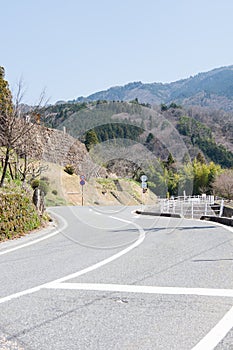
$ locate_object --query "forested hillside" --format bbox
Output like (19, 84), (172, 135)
(44, 100), (233, 169)
(42, 99), (233, 197)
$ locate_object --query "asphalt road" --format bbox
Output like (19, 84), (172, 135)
(0, 205), (233, 350)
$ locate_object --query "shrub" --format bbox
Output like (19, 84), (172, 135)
(31, 179), (40, 189)
(40, 176), (49, 183)
(52, 189), (58, 195)
(39, 180), (49, 195)
(64, 164), (75, 175)
(31, 179), (49, 195)
(0, 191), (41, 241)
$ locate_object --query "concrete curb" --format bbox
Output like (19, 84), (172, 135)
(200, 215), (233, 227)
(135, 210), (182, 218)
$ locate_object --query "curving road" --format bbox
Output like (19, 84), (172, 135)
(0, 205), (233, 350)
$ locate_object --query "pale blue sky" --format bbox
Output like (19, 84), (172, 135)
(2, 0), (233, 104)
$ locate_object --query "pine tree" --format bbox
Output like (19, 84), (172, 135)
(196, 152), (206, 164)
(85, 130), (99, 151)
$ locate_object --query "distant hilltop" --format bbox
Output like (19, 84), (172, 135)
(73, 65), (233, 111)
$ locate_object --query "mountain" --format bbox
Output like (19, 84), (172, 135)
(75, 65), (233, 111)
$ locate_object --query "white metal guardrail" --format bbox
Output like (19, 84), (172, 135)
(159, 195), (224, 219)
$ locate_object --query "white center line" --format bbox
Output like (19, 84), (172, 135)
(0, 214), (145, 304)
(44, 282), (233, 298)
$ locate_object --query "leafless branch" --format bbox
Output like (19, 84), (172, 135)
(0, 78), (48, 186)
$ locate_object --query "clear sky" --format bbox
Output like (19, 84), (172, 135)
(2, 0), (233, 104)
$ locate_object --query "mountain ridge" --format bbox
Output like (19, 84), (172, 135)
(74, 65), (233, 111)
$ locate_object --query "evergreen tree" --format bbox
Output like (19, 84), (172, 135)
(85, 129), (99, 151)
(160, 103), (168, 111)
(0, 67), (13, 116)
(163, 152), (175, 170)
(145, 132), (155, 143)
(167, 153), (175, 167)
(196, 152), (206, 164)
(0, 67), (14, 186)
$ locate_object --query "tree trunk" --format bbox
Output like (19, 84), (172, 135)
(22, 153), (27, 186)
(0, 147), (10, 187)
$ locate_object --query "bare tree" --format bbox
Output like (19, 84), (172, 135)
(18, 156), (49, 185)
(0, 67), (46, 187)
(213, 169), (233, 200)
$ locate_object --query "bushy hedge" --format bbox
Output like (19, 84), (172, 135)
(0, 192), (41, 241)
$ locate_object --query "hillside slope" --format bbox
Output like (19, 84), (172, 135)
(41, 162), (157, 207)
(45, 101), (233, 167)
(27, 127), (157, 206)
(30, 126), (107, 178)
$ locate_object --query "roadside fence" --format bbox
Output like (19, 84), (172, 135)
(159, 195), (224, 219)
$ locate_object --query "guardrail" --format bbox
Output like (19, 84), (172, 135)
(159, 195), (224, 219)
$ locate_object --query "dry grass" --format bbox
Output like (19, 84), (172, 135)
(40, 162), (157, 207)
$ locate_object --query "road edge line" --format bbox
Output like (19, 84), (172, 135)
(0, 211), (67, 256)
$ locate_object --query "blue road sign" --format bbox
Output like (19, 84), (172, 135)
(140, 175), (148, 182)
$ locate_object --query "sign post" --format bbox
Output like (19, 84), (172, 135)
(80, 175), (86, 206)
(140, 175), (148, 208)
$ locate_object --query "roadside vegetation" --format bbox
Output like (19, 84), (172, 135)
(0, 67), (48, 240)
(0, 172), (41, 241)
(143, 154), (222, 197)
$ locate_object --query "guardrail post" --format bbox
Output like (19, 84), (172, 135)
(181, 202), (183, 217)
(219, 199), (224, 217)
(204, 202), (207, 216)
(172, 200), (175, 213)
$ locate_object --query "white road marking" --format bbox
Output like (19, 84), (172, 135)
(45, 281), (233, 350)
(46, 217), (233, 350)
(1, 209), (233, 350)
(0, 286), (42, 305)
(45, 216), (145, 285)
(0, 215), (145, 304)
(191, 306), (233, 350)
(0, 211), (67, 256)
(45, 282), (233, 298)
(189, 222), (233, 350)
